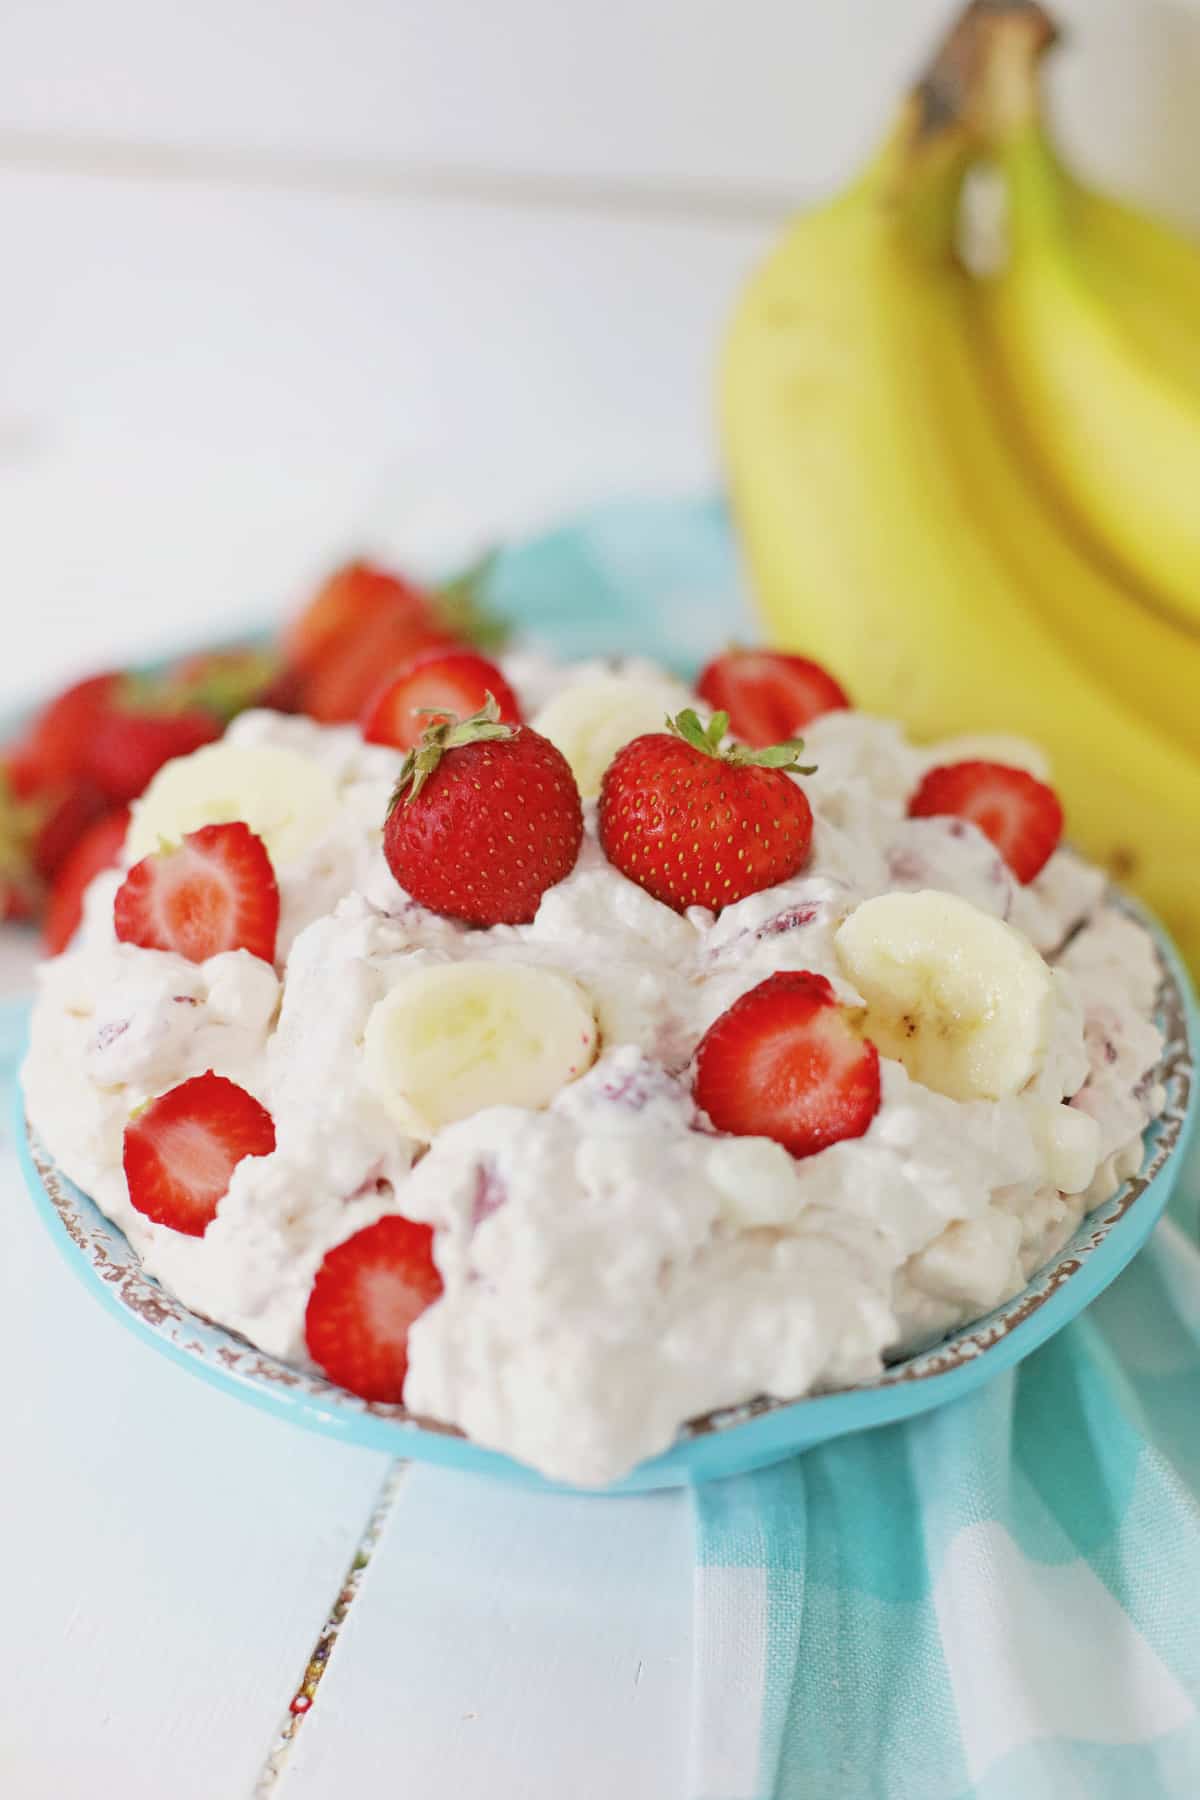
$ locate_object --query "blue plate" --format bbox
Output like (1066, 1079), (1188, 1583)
(13, 496), (1200, 1491)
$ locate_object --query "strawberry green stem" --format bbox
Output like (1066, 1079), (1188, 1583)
(667, 708), (816, 774)
(390, 692), (515, 807)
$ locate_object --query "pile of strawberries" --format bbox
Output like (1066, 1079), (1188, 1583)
(1, 557), (502, 954)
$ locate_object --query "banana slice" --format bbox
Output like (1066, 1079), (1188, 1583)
(532, 673), (694, 799)
(129, 743), (340, 870)
(364, 961), (598, 1138)
(834, 889), (1054, 1102)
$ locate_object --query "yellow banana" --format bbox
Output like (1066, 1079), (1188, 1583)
(1072, 185), (1200, 401)
(971, 8), (1200, 633)
(956, 260), (1200, 769)
(720, 97), (1200, 968)
(955, 3), (1200, 401)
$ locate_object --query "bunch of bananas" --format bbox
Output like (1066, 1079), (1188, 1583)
(721, 0), (1200, 969)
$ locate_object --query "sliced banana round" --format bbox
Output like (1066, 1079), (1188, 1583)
(128, 743), (340, 870)
(834, 889), (1054, 1103)
(531, 672), (694, 799)
(364, 961), (599, 1138)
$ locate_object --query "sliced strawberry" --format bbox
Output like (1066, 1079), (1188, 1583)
(908, 760), (1064, 884)
(362, 649), (521, 750)
(43, 807), (130, 955)
(305, 1215), (443, 1402)
(123, 1071), (276, 1236)
(696, 649), (849, 748)
(114, 821), (279, 964)
(85, 701), (221, 804)
(693, 971), (881, 1159)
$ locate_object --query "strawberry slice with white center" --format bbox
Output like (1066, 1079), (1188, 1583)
(361, 649), (521, 751)
(907, 760), (1064, 884)
(693, 970), (880, 1158)
(123, 1071), (276, 1236)
(305, 1215), (443, 1402)
(113, 819), (279, 964)
(696, 648), (850, 747)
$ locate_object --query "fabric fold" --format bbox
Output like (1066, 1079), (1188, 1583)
(689, 1149), (1200, 1800)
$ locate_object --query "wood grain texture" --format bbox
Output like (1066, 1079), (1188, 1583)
(0, 1103), (391, 1800)
(277, 1465), (694, 1800)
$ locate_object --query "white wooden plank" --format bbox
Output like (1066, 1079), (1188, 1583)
(2, 0), (1197, 221)
(0, 1098), (392, 1800)
(279, 1464), (693, 1800)
(0, 167), (765, 712)
(0, 0), (972, 194)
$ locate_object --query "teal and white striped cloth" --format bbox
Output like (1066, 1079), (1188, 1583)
(487, 500), (1200, 1798)
(687, 1160), (1200, 1799)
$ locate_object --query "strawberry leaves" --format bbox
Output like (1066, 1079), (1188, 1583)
(390, 693), (518, 807)
(665, 707), (817, 775)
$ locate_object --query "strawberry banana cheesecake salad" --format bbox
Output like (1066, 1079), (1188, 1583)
(23, 642), (1167, 1484)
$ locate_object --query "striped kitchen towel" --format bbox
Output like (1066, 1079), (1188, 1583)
(688, 1155), (1200, 1800)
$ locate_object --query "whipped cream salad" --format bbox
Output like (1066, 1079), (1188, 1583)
(23, 648), (1167, 1484)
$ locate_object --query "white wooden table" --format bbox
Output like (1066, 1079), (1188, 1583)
(2, 3), (1198, 1792)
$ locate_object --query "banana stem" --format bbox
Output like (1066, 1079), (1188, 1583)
(863, 2), (1061, 263)
(915, 0), (1072, 256)
(919, 1), (1057, 133)
(857, 102), (975, 261)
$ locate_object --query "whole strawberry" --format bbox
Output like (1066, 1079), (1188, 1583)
(383, 696), (583, 927)
(43, 806), (130, 955)
(0, 747), (107, 919)
(17, 672), (121, 787)
(86, 689), (221, 804)
(166, 646), (284, 723)
(598, 708), (814, 913)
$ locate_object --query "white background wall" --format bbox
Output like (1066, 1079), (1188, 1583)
(2, 0), (1199, 712)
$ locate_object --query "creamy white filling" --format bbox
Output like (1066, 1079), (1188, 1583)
(22, 663), (1167, 1484)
